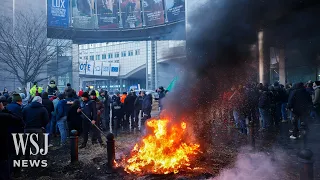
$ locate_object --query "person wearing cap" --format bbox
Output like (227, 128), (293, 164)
(89, 90), (104, 144)
(78, 92), (103, 148)
(22, 96), (49, 159)
(46, 80), (59, 96)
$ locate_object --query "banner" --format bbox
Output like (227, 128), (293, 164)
(72, 0), (96, 29)
(94, 61), (102, 76)
(165, 0), (185, 22)
(101, 61), (110, 76)
(79, 60), (87, 74)
(109, 63), (120, 76)
(144, 0), (165, 26)
(48, 0), (70, 27)
(86, 61), (95, 75)
(120, 0), (142, 28)
(97, 0), (119, 29)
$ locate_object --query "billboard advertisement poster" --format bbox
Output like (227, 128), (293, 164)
(109, 63), (120, 76)
(86, 61), (95, 75)
(79, 60), (87, 74)
(101, 62), (110, 76)
(120, 0), (142, 28)
(94, 61), (102, 76)
(48, 0), (70, 27)
(97, 0), (119, 29)
(165, 0), (185, 22)
(72, 0), (96, 29)
(144, 0), (165, 26)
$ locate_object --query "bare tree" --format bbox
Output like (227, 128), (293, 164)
(0, 11), (71, 87)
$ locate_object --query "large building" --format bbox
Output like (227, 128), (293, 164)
(76, 40), (186, 92)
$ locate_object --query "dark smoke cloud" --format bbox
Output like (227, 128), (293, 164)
(161, 0), (318, 147)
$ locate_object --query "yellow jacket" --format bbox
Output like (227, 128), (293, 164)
(30, 85), (43, 97)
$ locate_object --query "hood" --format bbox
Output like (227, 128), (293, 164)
(30, 102), (44, 108)
(49, 84), (57, 88)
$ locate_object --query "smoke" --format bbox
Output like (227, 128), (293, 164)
(209, 147), (293, 180)
(161, 0), (264, 148)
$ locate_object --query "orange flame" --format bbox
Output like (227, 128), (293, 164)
(125, 118), (200, 174)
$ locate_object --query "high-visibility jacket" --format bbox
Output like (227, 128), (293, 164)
(120, 94), (127, 104)
(30, 85), (43, 97)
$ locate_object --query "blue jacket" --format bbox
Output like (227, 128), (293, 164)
(22, 102), (49, 128)
(6, 102), (23, 120)
(56, 99), (74, 120)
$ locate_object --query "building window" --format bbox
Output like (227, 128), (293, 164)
(96, 55), (100, 60)
(135, 49), (140, 55)
(115, 52), (120, 58)
(108, 53), (113, 59)
(80, 57), (82, 59)
(102, 54), (106, 60)
(90, 55), (94, 60)
(128, 50), (134, 56)
(121, 51), (126, 57)
(115, 60), (119, 63)
(84, 56), (88, 60)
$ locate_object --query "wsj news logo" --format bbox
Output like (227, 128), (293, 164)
(12, 133), (49, 168)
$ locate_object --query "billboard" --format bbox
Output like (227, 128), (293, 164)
(72, 0), (96, 29)
(94, 61), (102, 75)
(101, 62), (110, 76)
(86, 61), (95, 75)
(79, 60), (87, 74)
(48, 0), (70, 27)
(97, 0), (119, 29)
(120, 0), (142, 28)
(110, 63), (120, 76)
(144, 0), (165, 26)
(165, 0), (185, 22)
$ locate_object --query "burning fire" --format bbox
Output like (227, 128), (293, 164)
(125, 118), (200, 174)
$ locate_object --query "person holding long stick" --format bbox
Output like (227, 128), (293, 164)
(78, 92), (104, 148)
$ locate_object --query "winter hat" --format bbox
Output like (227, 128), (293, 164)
(273, 81), (279, 87)
(78, 90), (84, 97)
(0, 96), (7, 103)
(58, 93), (65, 100)
(12, 94), (22, 102)
(82, 92), (89, 99)
(90, 90), (96, 96)
(33, 82), (38, 86)
(50, 80), (55, 84)
(32, 96), (42, 104)
(67, 83), (71, 87)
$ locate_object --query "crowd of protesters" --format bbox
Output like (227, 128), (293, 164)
(224, 81), (319, 140)
(0, 80), (166, 179)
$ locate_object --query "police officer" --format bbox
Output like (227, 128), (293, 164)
(78, 92), (103, 148)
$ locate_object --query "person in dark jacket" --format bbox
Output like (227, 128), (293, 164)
(142, 92), (152, 125)
(6, 94), (23, 119)
(287, 82), (313, 139)
(64, 83), (77, 99)
(0, 106), (24, 180)
(134, 91), (143, 128)
(42, 92), (54, 120)
(46, 80), (59, 96)
(100, 91), (112, 131)
(258, 86), (271, 131)
(90, 90), (104, 144)
(112, 91), (123, 129)
(158, 86), (166, 111)
(56, 94), (68, 146)
(124, 91), (137, 129)
(22, 96), (49, 159)
(78, 92), (103, 148)
(67, 99), (82, 135)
